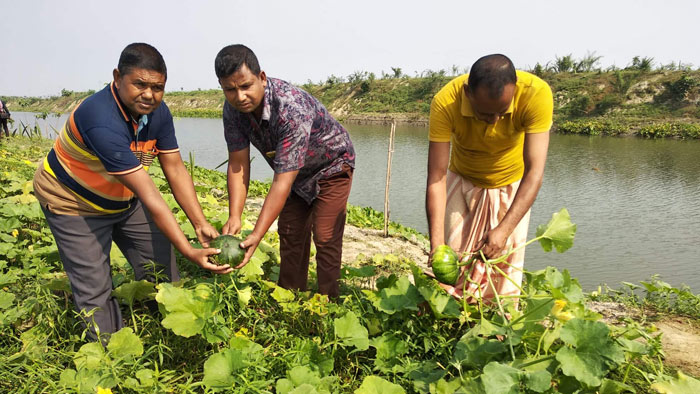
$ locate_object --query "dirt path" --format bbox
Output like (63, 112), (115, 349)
(589, 302), (700, 377)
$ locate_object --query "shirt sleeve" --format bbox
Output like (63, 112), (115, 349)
(272, 114), (311, 174)
(154, 103), (179, 153)
(223, 102), (250, 152)
(522, 83), (554, 134)
(81, 126), (142, 175)
(428, 92), (454, 142)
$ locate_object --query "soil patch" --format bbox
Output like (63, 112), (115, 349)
(589, 301), (700, 378)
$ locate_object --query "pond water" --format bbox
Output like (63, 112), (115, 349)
(12, 112), (700, 292)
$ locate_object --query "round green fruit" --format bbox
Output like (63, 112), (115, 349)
(431, 244), (459, 285)
(210, 235), (245, 266)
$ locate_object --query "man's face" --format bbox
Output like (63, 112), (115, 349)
(219, 64), (267, 116)
(465, 83), (515, 124)
(113, 68), (166, 118)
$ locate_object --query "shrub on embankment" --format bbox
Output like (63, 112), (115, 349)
(3, 54), (700, 137)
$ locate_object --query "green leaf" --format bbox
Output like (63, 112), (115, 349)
(202, 348), (247, 390)
(535, 208), (576, 253)
(73, 342), (106, 370)
(107, 327), (143, 359)
(453, 336), (507, 369)
(155, 283), (211, 337)
(412, 264), (460, 319)
(112, 280), (155, 306)
(341, 265), (377, 279)
(370, 333), (409, 372)
(599, 378), (635, 393)
(373, 276), (422, 314)
(480, 362), (520, 394)
(555, 318), (625, 387)
(334, 311), (369, 350)
(0, 290), (15, 309)
(544, 267), (584, 303)
(651, 371), (700, 394)
(524, 370), (552, 393)
(237, 249), (266, 281)
(354, 375), (405, 394)
(236, 285), (253, 308)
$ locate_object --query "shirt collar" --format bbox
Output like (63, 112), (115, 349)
(460, 83), (515, 118)
(109, 82), (149, 129)
(261, 80), (272, 122)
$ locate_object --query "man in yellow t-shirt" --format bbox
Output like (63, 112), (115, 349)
(426, 54), (553, 300)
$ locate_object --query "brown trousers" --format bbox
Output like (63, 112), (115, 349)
(277, 165), (353, 298)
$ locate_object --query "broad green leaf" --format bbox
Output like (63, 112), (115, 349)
(430, 378), (462, 394)
(341, 265), (376, 279)
(0, 271), (19, 286)
(0, 290), (15, 309)
(276, 365), (335, 394)
(107, 327), (143, 359)
(236, 285), (252, 307)
(616, 337), (649, 355)
(370, 333), (409, 372)
(237, 249), (266, 281)
(161, 311), (205, 337)
(535, 208), (576, 253)
(651, 371), (700, 394)
(544, 267), (584, 303)
(354, 375), (405, 394)
(599, 378), (635, 393)
(523, 297), (555, 323)
(112, 280), (155, 306)
(272, 286), (296, 303)
(45, 276), (71, 293)
(408, 361), (446, 390)
(334, 311), (369, 350)
(73, 342), (106, 370)
(524, 370), (552, 393)
(373, 276), (422, 314)
(453, 336), (507, 369)
(202, 348), (247, 390)
(156, 284), (212, 337)
(136, 369), (155, 387)
(412, 264), (460, 319)
(481, 362), (520, 394)
(556, 318), (625, 387)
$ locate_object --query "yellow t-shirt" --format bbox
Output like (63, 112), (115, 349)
(429, 70), (553, 188)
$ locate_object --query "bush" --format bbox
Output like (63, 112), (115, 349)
(638, 122), (700, 139)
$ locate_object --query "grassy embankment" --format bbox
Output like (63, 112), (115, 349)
(3, 55), (700, 139)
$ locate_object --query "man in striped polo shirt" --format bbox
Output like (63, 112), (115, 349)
(33, 43), (230, 342)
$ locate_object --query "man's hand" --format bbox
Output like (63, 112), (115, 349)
(195, 222), (220, 247)
(475, 226), (509, 260)
(184, 246), (233, 275)
(235, 232), (262, 269)
(222, 216), (242, 236)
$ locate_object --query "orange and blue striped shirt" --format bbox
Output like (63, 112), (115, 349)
(33, 83), (179, 215)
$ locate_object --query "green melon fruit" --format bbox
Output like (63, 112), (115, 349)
(431, 245), (459, 285)
(210, 235), (245, 266)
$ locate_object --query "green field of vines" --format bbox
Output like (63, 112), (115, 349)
(1, 136), (698, 393)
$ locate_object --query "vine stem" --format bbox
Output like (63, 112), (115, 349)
(485, 264), (516, 361)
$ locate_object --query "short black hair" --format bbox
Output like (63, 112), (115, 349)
(117, 43), (167, 78)
(467, 54), (516, 98)
(214, 44), (261, 79)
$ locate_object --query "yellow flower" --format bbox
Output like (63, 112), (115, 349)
(96, 387), (113, 394)
(235, 327), (249, 338)
(24, 160), (34, 166)
(551, 300), (574, 322)
(11, 229), (18, 238)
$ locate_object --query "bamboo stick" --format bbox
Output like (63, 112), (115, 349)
(383, 120), (396, 237)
